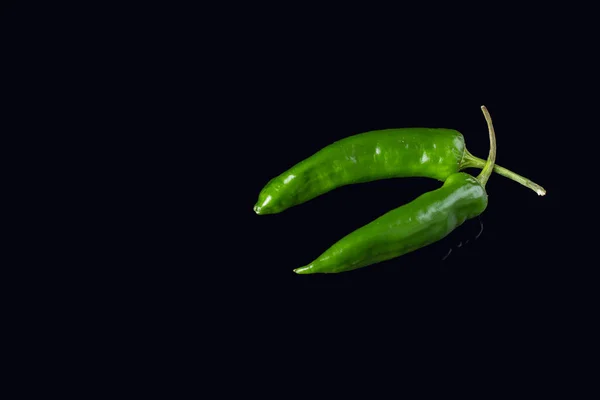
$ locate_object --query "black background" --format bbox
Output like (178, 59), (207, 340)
(2, 1), (595, 390)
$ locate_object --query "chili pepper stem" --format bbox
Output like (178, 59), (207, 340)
(459, 107), (546, 196)
(461, 150), (546, 196)
(476, 106), (497, 187)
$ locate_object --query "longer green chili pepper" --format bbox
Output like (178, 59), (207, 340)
(294, 106), (498, 275)
(254, 123), (544, 215)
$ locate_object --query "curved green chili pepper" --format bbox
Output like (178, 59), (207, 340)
(254, 124), (544, 215)
(294, 106), (498, 275)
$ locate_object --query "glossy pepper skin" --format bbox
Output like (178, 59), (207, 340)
(255, 128), (463, 214)
(294, 105), (498, 275)
(294, 173), (486, 274)
(254, 128), (544, 215)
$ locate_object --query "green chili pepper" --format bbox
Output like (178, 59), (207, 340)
(294, 106), (499, 274)
(254, 120), (544, 215)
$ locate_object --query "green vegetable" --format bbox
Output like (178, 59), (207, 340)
(254, 121), (544, 215)
(294, 106), (499, 274)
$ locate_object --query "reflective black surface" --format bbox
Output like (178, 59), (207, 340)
(3, 3), (587, 388)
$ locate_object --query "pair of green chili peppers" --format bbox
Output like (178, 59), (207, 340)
(254, 106), (545, 274)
